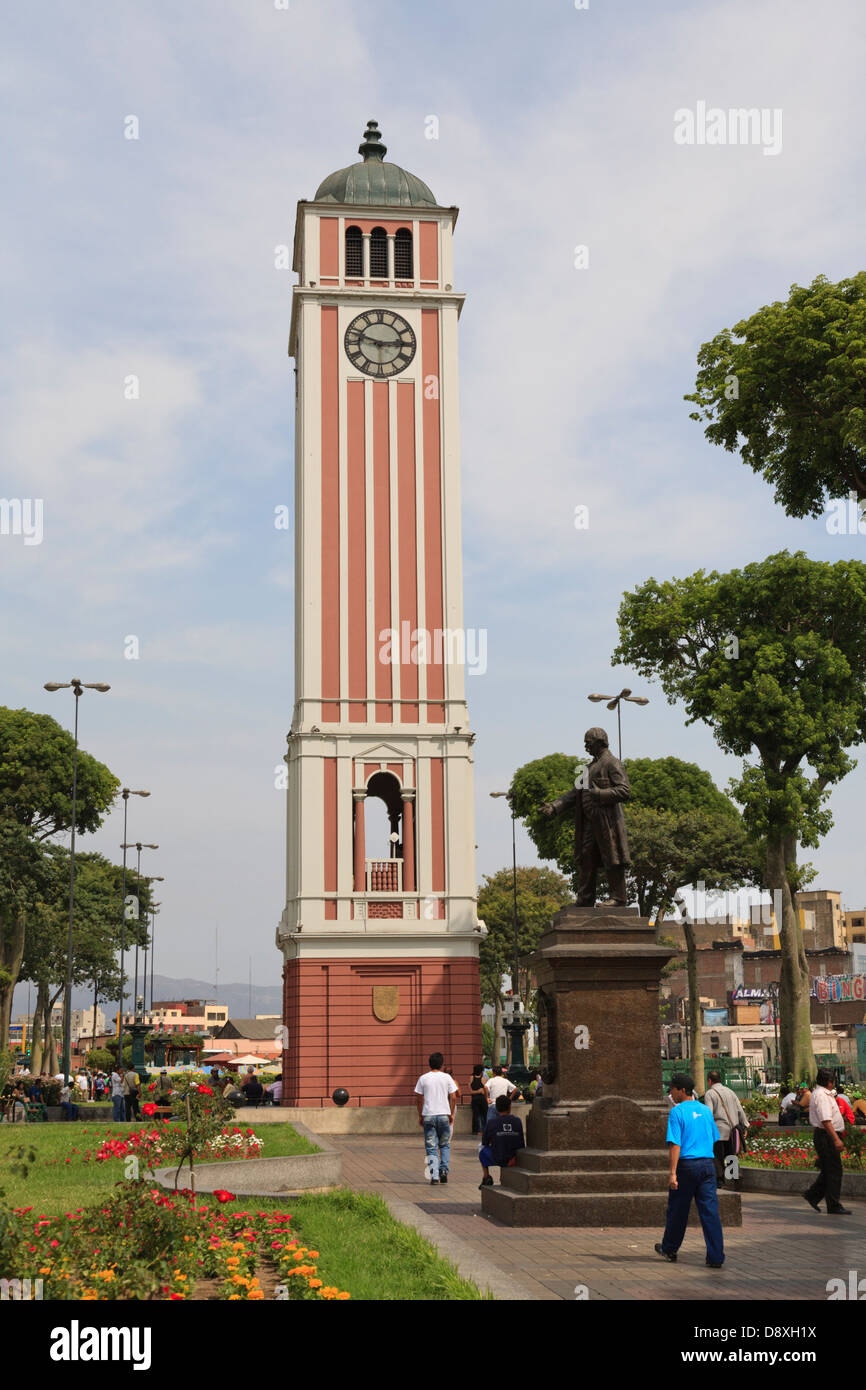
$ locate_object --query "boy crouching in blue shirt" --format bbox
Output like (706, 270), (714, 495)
(478, 1094), (525, 1189)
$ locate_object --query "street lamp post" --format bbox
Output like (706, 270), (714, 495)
(116, 791), (150, 1067)
(587, 688), (649, 759)
(490, 791), (532, 1084)
(121, 841), (158, 1026)
(44, 679), (110, 1082)
(142, 879), (164, 1011)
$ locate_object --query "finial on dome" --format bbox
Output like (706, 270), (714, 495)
(359, 119), (387, 163)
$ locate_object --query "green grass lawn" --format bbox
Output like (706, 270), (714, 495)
(0, 1123), (487, 1300)
(0, 1121), (318, 1214)
(283, 1188), (491, 1300)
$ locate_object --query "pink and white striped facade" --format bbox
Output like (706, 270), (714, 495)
(276, 183), (483, 1106)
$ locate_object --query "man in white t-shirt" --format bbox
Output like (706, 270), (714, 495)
(486, 1066), (518, 1109)
(414, 1052), (459, 1184)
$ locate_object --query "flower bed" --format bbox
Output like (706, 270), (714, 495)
(742, 1128), (865, 1172)
(93, 1124), (263, 1169)
(2, 1183), (350, 1301)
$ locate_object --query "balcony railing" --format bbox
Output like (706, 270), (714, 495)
(365, 858), (403, 893)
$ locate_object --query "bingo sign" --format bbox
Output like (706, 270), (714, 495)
(814, 974), (866, 1005)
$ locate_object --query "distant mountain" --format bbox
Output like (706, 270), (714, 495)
(11, 974), (282, 1025)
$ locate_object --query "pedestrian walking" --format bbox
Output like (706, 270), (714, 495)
(414, 1052), (458, 1184)
(655, 1073), (725, 1268)
(109, 1068), (125, 1123)
(704, 1071), (748, 1189)
(123, 1065), (141, 1121)
(486, 1066), (519, 1111)
(803, 1068), (851, 1215)
(469, 1064), (489, 1135)
(478, 1094), (525, 1188)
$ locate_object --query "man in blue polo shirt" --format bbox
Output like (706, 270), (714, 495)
(654, 1073), (725, 1268)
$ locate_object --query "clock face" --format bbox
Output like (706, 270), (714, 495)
(344, 310), (416, 378)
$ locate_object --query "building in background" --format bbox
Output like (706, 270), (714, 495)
(49, 1005), (107, 1043)
(796, 889), (846, 951)
(276, 123), (483, 1107)
(122, 999), (228, 1035)
(212, 1018), (281, 1060)
(844, 908), (866, 946)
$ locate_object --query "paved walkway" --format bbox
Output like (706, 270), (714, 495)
(332, 1133), (865, 1300)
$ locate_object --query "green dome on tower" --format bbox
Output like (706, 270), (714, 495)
(313, 121), (437, 208)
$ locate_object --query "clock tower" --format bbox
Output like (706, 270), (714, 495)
(277, 122), (484, 1108)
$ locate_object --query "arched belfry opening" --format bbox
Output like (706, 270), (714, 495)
(352, 769), (416, 893)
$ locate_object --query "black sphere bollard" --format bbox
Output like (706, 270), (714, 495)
(332, 1087), (349, 1107)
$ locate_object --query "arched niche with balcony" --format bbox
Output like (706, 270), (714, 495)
(353, 769), (416, 893)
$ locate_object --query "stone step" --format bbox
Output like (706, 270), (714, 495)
(518, 1148), (669, 1173)
(501, 1168), (671, 1194)
(481, 1187), (743, 1228)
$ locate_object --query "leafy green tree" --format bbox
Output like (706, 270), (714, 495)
(686, 272), (866, 516)
(0, 707), (119, 1048)
(614, 549), (866, 1084)
(0, 818), (52, 1044)
(22, 849), (146, 1074)
(477, 864), (572, 1062)
(625, 759), (760, 924)
(511, 753), (758, 922)
(512, 754), (759, 1094)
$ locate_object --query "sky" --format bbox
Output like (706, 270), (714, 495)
(2, 0), (865, 988)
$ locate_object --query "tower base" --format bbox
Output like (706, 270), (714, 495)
(281, 953), (481, 1107)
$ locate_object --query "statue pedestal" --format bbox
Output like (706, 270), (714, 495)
(481, 904), (742, 1228)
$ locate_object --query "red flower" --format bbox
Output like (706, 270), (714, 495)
(213, 1189), (236, 1204)
(197, 1084), (213, 1096)
(142, 1102), (158, 1117)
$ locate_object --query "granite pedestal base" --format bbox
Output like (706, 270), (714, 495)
(481, 1097), (743, 1226)
(481, 903), (743, 1229)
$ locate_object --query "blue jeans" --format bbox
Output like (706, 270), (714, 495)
(112, 1095), (125, 1122)
(423, 1115), (451, 1180)
(661, 1157), (725, 1265)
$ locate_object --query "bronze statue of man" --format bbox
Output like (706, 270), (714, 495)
(541, 727), (631, 907)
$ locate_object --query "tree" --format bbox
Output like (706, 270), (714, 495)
(614, 550), (866, 1084)
(0, 818), (51, 1045)
(624, 758), (759, 925)
(510, 755), (587, 896)
(0, 707), (119, 1047)
(511, 753), (758, 922)
(477, 864), (572, 1063)
(686, 272), (866, 517)
(22, 849), (146, 1074)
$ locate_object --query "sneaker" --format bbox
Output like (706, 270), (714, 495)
(802, 1192), (821, 1212)
(439, 1172), (448, 1184)
(430, 1178), (439, 1185)
(827, 1206), (852, 1215)
(654, 1243), (676, 1263)
(479, 1176), (494, 1189)
(706, 1259), (724, 1268)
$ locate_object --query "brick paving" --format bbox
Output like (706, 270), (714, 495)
(331, 1133), (865, 1301)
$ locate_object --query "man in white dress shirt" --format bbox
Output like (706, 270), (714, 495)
(803, 1068), (850, 1215)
